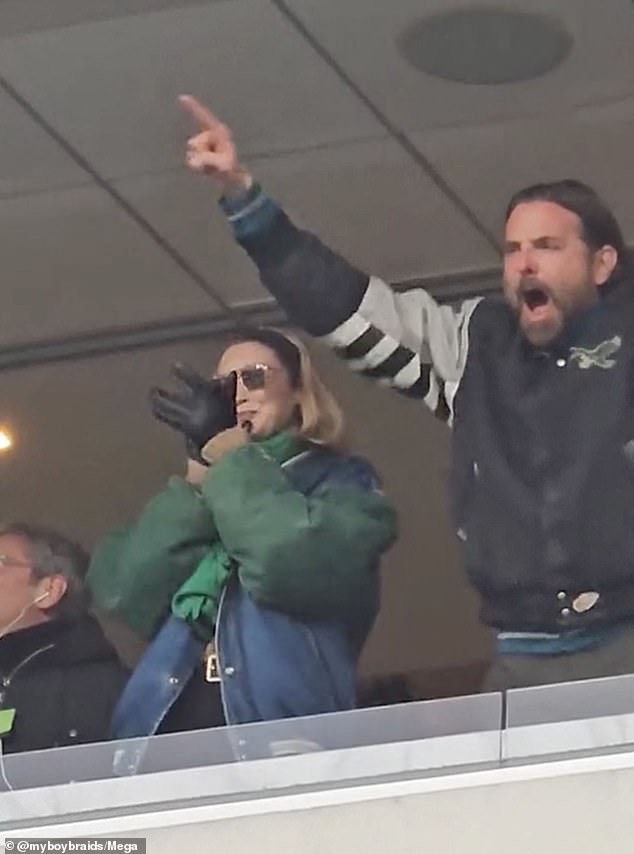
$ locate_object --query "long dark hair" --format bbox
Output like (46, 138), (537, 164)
(506, 179), (628, 283)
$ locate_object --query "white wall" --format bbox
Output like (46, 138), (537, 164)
(133, 764), (634, 854)
(9, 751), (634, 854)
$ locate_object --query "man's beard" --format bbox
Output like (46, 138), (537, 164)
(508, 275), (599, 346)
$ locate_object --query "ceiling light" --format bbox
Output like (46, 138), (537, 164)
(398, 8), (572, 85)
(0, 429), (14, 452)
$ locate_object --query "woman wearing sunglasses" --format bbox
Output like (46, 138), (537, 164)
(87, 327), (397, 745)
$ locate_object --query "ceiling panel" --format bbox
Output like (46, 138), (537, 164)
(414, 97), (634, 241)
(0, 89), (89, 198)
(284, 0), (634, 132)
(115, 136), (499, 307)
(0, 0), (225, 39)
(0, 0), (384, 183)
(0, 185), (222, 346)
(113, 171), (265, 306)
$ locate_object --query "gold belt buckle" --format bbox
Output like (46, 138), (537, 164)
(204, 643), (221, 683)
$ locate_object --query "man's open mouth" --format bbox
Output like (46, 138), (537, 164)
(522, 286), (550, 311)
(519, 282), (552, 315)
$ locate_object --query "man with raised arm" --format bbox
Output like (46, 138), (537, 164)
(178, 95), (633, 691)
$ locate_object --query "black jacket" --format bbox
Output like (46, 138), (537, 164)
(219, 185), (634, 633)
(451, 288), (634, 631)
(0, 615), (128, 754)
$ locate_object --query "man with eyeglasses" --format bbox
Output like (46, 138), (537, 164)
(0, 522), (127, 755)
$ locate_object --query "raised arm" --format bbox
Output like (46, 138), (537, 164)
(180, 95), (480, 422)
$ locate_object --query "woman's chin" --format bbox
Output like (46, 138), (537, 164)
(247, 425), (266, 439)
(249, 424), (278, 440)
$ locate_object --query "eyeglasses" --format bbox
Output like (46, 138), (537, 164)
(0, 554), (31, 570)
(216, 364), (278, 391)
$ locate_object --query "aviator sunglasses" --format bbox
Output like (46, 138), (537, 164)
(215, 363), (279, 391)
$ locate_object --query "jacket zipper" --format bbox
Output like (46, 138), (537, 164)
(214, 584), (230, 723)
(281, 450), (312, 470)
(0, 643), (55, 705)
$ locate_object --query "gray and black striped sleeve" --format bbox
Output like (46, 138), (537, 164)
(319, 277), (480, 422)
(222, 186), (480, 423)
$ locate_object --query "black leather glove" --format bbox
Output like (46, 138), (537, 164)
(150, 363), (237, 463)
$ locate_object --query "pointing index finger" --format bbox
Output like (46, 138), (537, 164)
(179, 94), (224, 131)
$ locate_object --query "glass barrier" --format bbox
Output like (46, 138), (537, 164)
(0, 692), (502, 830)
(4, 675), (634, 833)
(503, 672), (634, 761)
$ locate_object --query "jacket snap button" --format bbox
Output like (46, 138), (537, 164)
(557, 591), (567, 601)
(560, 608), (571, 617)
(68, 729), (78, 738)
(572, 591), (600, 613)
(556, 358), (566, 367)
(168, 676), (179, 685)
(224, 666), (236, 676)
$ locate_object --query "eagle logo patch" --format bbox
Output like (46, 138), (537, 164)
(569, 336), (621, 370)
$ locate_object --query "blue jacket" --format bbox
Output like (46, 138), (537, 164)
(109, 447), (396, 745)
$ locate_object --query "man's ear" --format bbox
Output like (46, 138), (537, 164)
(33, 575), (67, 611)
(594, 245), (618, 286)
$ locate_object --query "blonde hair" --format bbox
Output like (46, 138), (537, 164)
(226, 327), (345, 447)
(283, 331), (345, 447)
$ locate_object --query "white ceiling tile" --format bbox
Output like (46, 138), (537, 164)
(0, 1), (383, 181)
(285, 0), (634, 132)
(0, 89), (88, 198)
(0, 0), (225, 38)
(115, 138), (498, 307)
(0, 185), (221, 346)
(254, 139), (499, 281)
(113, 171), (266, 306)
(414, 99), (634, 242)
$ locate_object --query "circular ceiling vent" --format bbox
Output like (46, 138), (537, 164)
(398, 7), (572, 85)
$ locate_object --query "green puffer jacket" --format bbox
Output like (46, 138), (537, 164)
(87, 443), (397, 641)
